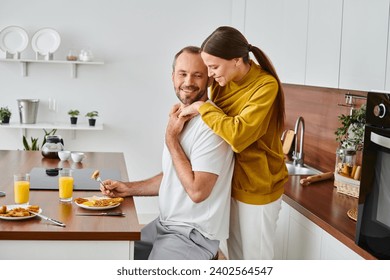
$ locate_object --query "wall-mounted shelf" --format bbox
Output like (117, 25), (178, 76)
(0, 58), (104, 78)
(0, 122), (103, 139)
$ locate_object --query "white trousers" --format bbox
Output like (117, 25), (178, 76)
(227, 196), (282, 260)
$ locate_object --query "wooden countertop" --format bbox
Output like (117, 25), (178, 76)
(0, 150), (142, 241)
(0, 150), (375, 258)
(283, 175), (376, 259)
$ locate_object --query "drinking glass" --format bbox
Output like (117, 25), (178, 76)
(14, 173), (30, 205)
(59, 169), (73, 202)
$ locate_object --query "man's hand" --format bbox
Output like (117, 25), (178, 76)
(166, 103), (192, 143)
(100, 179), (130, 197)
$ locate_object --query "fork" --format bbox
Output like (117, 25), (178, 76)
(91, 170), (105, 188)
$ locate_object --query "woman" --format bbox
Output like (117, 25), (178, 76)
(180, 26), (288, 260)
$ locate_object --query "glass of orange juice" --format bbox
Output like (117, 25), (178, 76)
(59, 169), (73, 202)
(14, 173), (30, 205)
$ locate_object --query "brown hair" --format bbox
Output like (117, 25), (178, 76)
(172, 46), (201, 71)
(201, 26), (285, 133)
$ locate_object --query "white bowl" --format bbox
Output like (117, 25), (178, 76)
(58, 151), (71, 161)
(71, 152), (85, 163)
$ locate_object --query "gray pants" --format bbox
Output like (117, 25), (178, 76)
(135, 218), (219, 260)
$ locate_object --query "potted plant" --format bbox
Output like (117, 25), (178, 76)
(85, 110), (99, 126)
(0, 106), (12, 124)
(335, 104), (366, 152)
(68, 109), (80, 125)
(21, 128), (57, 151)
(334, 104), (366, 183)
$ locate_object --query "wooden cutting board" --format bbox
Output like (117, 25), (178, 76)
(282, 129), (295, 155)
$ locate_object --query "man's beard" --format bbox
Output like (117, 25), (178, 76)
(175, 85), (207, 105)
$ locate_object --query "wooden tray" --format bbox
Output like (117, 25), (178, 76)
(347, 207), (357, 222)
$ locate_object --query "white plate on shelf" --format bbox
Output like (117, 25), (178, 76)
(31, 28), (61, 55)
(0, 26), (29, 54)
(0, 205), (42, 221)
(75, 196), (122, 210)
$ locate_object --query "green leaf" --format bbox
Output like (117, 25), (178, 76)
(22, 135), (30, 150)
(31, 137), (39, 151)
(335, 104), (366, 151)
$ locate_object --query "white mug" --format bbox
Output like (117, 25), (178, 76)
(71, 152), (85, 163)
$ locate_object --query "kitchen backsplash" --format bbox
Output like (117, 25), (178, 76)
(283, 84), (366, 173)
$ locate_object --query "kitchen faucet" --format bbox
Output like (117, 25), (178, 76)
(292, 116), (305, 166)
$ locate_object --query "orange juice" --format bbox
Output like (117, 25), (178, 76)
(14, 180), (30, 204)
(59, 176), (74, 201)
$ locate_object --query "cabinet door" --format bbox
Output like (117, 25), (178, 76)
(245, 0), (309, 84)
(305, 0), (343, 88)
(339, 0), (389, 91)
(321, 230), (363, 260)
(276, 200), (367, 259)
(286, 206), (322, 259)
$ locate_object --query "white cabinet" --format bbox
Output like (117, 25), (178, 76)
(321, 230), (363, 260)
(274, 200), (363, 260)
(306, 0), (389, 90)
(286, 206), (322, 259)
(244, 0), (390, 91)
(339, 0), (389, 91)
(305, 0), (343, 88)
(245, 0), (309, 84)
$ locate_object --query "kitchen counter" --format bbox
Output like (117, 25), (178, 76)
(0, 150), (142, 259)
(0, 151), (374, 259)
(283, 174), (376, 259)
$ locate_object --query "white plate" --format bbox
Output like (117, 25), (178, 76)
(75, 196), (121, 210)
(0, 26), (29, 54)
(0, 205), (42, 221)
(31, 28), (61, 55)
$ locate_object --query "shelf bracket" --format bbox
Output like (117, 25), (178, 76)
(71, 64), (77, 78)
(21, 62), (27, 77)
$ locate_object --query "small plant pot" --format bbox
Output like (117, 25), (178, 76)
(1, 116), (10, 124)
(70, 117), (78, 125)
(88, 118), (96, 126)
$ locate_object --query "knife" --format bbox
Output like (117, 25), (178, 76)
(29, 211), (66, 227)
(76, 212), (125, 216)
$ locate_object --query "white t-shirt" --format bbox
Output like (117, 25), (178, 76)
(159, 114), (234, 241)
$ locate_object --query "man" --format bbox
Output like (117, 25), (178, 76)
(100, 46), (234, 260)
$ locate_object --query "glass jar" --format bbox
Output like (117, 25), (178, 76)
(41, 135), (64, 159)
(79, 49), (93, 62)
(66, 49), (78, 61)
(335, 147), (357, 178)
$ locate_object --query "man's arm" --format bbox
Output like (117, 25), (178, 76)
(101, 172), (162, 197)
(165, 104), (218, 203)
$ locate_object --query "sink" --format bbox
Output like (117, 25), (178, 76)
(285, 162), (321, 176)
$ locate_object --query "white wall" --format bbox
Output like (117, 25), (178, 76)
(0, 0), (240, 217)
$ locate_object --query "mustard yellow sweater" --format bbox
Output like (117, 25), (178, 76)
(199, 61), (288, 205)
